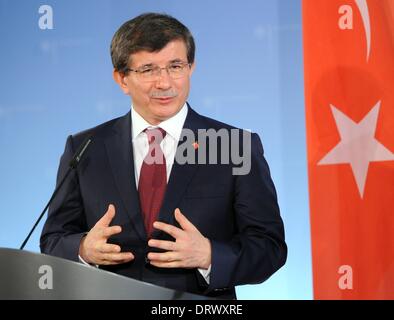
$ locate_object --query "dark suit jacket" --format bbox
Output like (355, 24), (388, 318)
(40, 105), (287, 299)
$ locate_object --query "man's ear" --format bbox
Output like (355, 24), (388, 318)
(113, 69), (130, 95)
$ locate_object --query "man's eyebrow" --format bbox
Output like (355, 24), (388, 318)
(137, 59), (185, 68)
(138, 63), (154, 68)
(169, 59), (184, 63)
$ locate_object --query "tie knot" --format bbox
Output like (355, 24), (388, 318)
(145, 127), (166, 145)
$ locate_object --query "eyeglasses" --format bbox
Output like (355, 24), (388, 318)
(124, 61), (191, 82)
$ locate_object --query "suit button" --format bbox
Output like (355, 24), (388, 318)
(145, 256), (150, 265)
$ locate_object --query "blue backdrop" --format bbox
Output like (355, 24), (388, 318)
(0, 0), (311, 299)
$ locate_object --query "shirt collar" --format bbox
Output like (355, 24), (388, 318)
(131, 102), (188, 141)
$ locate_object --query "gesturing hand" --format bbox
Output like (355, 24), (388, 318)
(79, 204), (134, 265)
(147, 208), (211, 269)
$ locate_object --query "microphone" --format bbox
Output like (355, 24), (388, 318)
(19, 136), (93, 250)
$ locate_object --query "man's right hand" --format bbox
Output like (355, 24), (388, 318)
(79, 204), (134, 265)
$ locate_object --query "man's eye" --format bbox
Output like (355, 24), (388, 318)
(169, 64), (182, 71)
(140, 68), (153, 74)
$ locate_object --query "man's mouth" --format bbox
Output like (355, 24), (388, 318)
(154, 96), (174, 104)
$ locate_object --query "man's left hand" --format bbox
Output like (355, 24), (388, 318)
(147, 208), (211, 269)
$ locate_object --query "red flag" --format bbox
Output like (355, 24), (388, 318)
(303, 0), (394, 299)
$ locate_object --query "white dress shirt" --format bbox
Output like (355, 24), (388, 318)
(80, 103), (211, 283)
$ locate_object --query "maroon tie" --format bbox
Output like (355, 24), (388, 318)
(138, 128), (167, 236)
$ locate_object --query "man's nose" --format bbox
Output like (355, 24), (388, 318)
(154, 69), (172, 90)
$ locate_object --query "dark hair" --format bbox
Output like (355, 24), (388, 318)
(110, 13), (195, 72)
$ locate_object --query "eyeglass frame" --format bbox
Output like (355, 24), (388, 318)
(122, 61), (192, 81)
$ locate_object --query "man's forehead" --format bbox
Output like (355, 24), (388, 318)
(129, 40), (188, 66)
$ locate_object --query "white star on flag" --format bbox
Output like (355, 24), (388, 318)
(318, 101), (394, 198)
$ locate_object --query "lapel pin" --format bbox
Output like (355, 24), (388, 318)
(192, 141), (199, 150)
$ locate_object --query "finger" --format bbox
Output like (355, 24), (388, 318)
(99, 243), (121, 254)
(148, 239), (176, 251)
(100, 258), (134, 266)
(174, 208), (197, 232)
(153, 221), (183, 239)
(149, 261), (181, 268)
(102, 225), (122, 238)
(103, 251), (134, 262)
(96, 204), (116, 227)
(147, 251), (177, 262)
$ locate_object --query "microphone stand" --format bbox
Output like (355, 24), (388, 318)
(19, 136), (92, 250)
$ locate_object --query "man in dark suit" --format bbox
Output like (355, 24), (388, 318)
(40, 13), (287, 299)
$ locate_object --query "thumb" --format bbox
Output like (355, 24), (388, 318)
(96, 204), (116, 227)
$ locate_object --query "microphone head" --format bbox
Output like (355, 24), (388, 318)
(69, 136), (92, 169)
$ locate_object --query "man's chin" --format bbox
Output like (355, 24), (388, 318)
(152, 102), (183, 119)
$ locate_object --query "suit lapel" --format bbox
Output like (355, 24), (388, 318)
(104, 112), (147, 241)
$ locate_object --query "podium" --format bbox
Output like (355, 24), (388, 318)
(0, 248), (211, 300)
